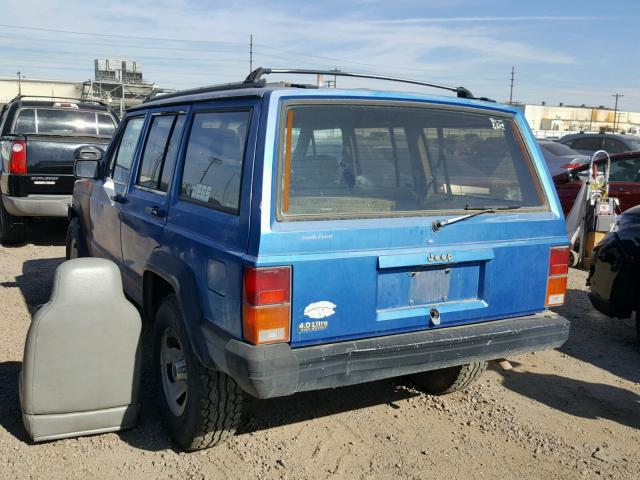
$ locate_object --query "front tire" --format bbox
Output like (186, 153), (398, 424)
(0, 197), (25, 245)
(409, 361), (487, 395)
(154, 295), (243, 451)
(65, 217), (88, 259)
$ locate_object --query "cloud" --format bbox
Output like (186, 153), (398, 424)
(381, 16), (619, 24)
(2, 0), (635, 108)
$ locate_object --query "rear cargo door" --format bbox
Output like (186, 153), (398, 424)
(263, 100), (565, 347)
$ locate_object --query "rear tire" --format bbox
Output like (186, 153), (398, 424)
(0, 196), (25, 245)
(409, 361), (487, 395)
(154, 294), (243, 451)
(65, 217), (88, 259)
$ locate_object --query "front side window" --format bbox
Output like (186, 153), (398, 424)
(180, 110), (250, 214)
(280, 103), (545, 218)
(111, 117), (145, 184)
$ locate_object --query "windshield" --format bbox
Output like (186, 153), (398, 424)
(13, 108), (116, 136)
(540, 141), (581, 157)
(279, 103), (546, 218)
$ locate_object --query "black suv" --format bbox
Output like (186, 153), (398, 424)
(0, 96), (117, 244)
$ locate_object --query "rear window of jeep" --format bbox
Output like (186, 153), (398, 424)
(279, 103), (545, 218)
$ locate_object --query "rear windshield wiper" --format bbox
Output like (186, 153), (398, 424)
(432, 205), (521, 232)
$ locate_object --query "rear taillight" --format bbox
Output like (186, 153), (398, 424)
(242, 266), (291, 345)
(545, 246), (569, 306)
(9, 140), (27, 174)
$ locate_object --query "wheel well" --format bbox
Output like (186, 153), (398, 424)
(611, 266), (640, 318)
(67, 206), (79, 222)
(143, 271), (176, 322)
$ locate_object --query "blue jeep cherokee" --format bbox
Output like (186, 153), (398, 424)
(68, 68), (570, 451)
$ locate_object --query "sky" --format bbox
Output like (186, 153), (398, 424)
(0, 0), (639, 109)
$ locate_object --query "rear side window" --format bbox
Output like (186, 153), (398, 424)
(603, 138), (626, 154)
(572, 137), (603, 151)
(180, 110), (250, 214)
(279, 103), (545, 218)
(98, 113), (117, 136)
(137, 114), (185, 191)
(111, 117), (145, 184)
(14, 109), (35, 133)
(13, 108), (116, 136)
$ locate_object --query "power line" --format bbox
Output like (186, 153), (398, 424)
(0, 23), (244, 46)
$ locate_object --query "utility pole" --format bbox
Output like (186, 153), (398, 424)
(508, 66), (515, 104)
(612, 93), (623, 132)
(249, 34), (253, 73)
(17, 71), (22, 95)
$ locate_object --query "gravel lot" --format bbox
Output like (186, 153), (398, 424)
(1, 221), (639, 479)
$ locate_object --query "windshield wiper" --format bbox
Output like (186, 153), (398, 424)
(432, 205), (521, 232)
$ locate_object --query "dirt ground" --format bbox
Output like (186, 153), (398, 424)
(1, 221), (639, 480)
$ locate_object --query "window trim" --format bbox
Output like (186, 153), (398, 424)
(275, 99), (550, 222)
(134, 112), (185, 194)
(177, 107), (253, 216)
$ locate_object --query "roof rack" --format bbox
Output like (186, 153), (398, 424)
(143, 80), (266, 103)
(244, 68), (480, 99)
(143, 67), (494, 104)
(11, 95), (109, 107)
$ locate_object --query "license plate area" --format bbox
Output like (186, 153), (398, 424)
(377, 263), (482, 310)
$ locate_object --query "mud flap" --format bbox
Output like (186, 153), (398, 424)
(19, 258), (142, 442)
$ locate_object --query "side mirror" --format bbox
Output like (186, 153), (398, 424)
(74, 160), (100, 179)
(74, 146), (103, 179)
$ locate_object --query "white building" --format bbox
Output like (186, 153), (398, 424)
(0, 77), (83, 106)
(517, 103), (640, 138)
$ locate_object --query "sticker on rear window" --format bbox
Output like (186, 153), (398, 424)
(489, 118), (505, 130)
(190, 183), (212, 202)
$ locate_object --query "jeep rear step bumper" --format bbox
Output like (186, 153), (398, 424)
(212, 311), (569, 399)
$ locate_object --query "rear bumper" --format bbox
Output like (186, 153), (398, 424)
(2, 194), (71, 217)
(213, 311), (570, 399)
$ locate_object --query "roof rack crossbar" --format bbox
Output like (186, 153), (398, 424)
(11, 95), (109, 107)
(244, 67), (476, 99)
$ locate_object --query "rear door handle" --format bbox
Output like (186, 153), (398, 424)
(110, 194), (126, 204)
(144, 206), (166, 218)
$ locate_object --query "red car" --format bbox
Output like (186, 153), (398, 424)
(553, 151), (640, 215)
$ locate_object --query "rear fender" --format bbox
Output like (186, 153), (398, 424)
(144, 249), (218, 369)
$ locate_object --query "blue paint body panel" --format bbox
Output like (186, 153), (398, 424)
(74, 84), (568, 362)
